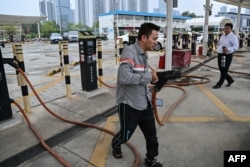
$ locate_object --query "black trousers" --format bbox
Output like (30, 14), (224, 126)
(217, 53), (234, 86)
(112, 103), (159, 159)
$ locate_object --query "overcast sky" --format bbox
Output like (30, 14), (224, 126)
(0, 0), (246, 16)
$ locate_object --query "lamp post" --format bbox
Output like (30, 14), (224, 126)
(58, 0), (62, 34)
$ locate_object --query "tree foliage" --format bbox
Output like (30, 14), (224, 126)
(4, 25), (16, 35)
(181, 11), (203, 18)
(40, 21), (60, 37)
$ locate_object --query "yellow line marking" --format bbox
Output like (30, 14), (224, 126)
(230, 116), (250, 122)
(197, 84), (236, 119)
(88, 116), (118, 167)
(15, 76), (64, 103)
(166, 116), (227, 123)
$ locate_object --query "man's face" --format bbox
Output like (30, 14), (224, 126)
(224, 26), (232, 35)
(141, 30), (159, 51)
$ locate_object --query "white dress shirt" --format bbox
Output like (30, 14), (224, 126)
(216, 32), (239, 54)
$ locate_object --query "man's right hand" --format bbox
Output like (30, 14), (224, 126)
(151, 70), (158, 83)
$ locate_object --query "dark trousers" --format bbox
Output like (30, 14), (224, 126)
(217, 53), (234, 85)
(112, 103), (159, 159)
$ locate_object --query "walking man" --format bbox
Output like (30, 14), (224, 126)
(111, 22), (163, 167)
(213, 23), (238, 89)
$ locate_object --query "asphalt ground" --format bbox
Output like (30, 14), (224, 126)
(0, 41), (250, 167)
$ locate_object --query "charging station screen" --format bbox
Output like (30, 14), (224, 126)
(87, 41), (93, 47)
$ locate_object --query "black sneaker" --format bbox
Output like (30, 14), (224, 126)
(144, 158), (163, 167)
(112, 145), (123, 159)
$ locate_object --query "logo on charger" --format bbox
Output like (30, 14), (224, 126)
(224, 151), (250, 167)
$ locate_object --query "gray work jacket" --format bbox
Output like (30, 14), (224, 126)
(116, 41), (152, 110)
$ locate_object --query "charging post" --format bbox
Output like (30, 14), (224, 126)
(78, 31), (98, 91)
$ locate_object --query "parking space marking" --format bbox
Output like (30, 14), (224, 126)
(87, 116), (118, 167)
(14, 76), (64, 103)
(166, 116), (227, 123)
(197, 84), (237, 119)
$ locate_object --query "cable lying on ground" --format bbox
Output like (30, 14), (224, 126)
(16, 68), (140, 167)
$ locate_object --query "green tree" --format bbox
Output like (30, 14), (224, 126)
(4, 25), (16, 36)
(93, 21), (99, 34)
(40, 21), (60, 37)
(181, 11), (202, 18)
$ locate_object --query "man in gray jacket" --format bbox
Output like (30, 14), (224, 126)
(111, 23), (162, 167)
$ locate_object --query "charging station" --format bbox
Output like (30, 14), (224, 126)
(182, 32), (189, 49)
(0, 47), (12, 121)
(78, 31), (98, 91)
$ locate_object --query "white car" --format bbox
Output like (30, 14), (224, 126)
(117, 33), (129, 47)
(68, 31), (78, 42)
(50, 33), (62, 44)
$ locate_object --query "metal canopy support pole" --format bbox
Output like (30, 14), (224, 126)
(165, 0), (173, 70)
(37, 22), (40, 39)
(235, 1), (242, 38)
(202, 0), (210, 56)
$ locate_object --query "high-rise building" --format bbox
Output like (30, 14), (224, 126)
(76, 0), (149, 27)
(139, 0), (148, 12)
(229, 8), (237, 13)
(173, 10), (179, 16)
(127, 0), (137, 11)
(245, 9), (250, 15)
(93, 0), (105, 23)
(39, 0), (56, 22)
(158, 0), (166, 14)
(220, 6), (227, 13)
(56, 0), (73, 31)
(153, 0), (166, 14)
(109, 0), (120, 11)
(77, 0), (92, 27)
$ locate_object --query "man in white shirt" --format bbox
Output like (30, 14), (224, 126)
(213, 23), (239, 89)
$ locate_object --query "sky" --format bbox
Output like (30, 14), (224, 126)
(148, 0), (245, 16)
(0, 0), (247, 17)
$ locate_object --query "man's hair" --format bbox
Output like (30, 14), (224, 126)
(224, 23), (233, 29)
(137, 22), (160, 40)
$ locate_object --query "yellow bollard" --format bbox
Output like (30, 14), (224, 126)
(15, 44), (32, 113)
(119, 38), (123, 62)
(58, 41), (64, 76)
(97, 39), (103, 87)
(62, 41), (72, 98)
(12, 43), (20, 86)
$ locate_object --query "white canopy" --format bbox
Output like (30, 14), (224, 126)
(0, 14), (46, 25)
(186, 16), (233, 27)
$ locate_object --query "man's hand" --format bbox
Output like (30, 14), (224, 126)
(151, 70), (158, 83)
(222, 46), (228, 53)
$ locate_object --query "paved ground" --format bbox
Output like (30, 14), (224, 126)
(0, 41), (250, 167)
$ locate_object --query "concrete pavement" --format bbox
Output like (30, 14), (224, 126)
(0, 41), (250, 167)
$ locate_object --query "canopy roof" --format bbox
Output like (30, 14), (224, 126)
(214, 0), (250, 9)
(0, 14), (46, 25)
(186, 16), (233, 27)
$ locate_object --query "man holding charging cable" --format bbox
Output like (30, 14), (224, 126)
(213, 23), (239, 89)
(111, 22), (163, 167)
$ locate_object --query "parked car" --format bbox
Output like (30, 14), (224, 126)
(117, 33), (129, 47)
(68, 31), (78, 42)
(0, 38), (6, 47)
(50, 33), (62, 44)
(0, 37), (7, 43)
(62, 32), (68, 40)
